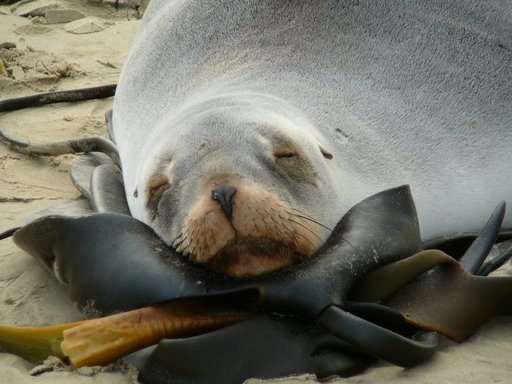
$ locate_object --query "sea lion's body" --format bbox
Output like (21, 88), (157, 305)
(113, 0), (512, 275)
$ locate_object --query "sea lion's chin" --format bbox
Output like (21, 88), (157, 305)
(204, 240), (301, 277)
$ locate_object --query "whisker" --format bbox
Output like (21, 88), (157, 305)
(172, 237), (187, 250)
(263, 209), (293, 239)
(178, 230), (195, 254)
(333, 235), (359, 253)
(291, 230), (315, 248)
(173, 231), (185, 243)
(275, 203), (333, 231)
(263, 207), (293, 231)
(287, 212), (333, 232)
(261, 208), (316, 248)
(172, 227), (189, 246)
(276, 203), (363, 254)
(271, 211), (300, 235)
(275, 202), (310, 217)
(287, 218), (324, 243)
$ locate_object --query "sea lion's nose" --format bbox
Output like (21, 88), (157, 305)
(211, 185), (237, 220)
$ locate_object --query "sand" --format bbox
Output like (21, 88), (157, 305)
(0, 1), (511, 383)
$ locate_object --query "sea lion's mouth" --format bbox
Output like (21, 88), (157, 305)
(204, 239), (304, 277)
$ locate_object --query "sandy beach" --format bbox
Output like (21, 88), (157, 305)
(0, 1), (511, 383)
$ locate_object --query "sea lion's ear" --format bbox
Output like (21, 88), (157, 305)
(319, 145), (333, 159)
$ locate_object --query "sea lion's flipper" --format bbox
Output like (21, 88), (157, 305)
(90, 164), (130, 214)
(138, 316), (375, 384)
(70, 153), (110, 202)
(70, 153), (129, 214)
(0, 129), (120, 165)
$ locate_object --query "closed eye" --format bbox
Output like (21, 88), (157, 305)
(274, 151), (299, 159)
(274, 151), (299, 165)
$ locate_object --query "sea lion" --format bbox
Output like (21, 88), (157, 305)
(2, 2), (512, 381)
(111, 0), (512, 277)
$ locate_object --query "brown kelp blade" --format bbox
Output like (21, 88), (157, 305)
(350, 250), (512, 342)
(62, 299), (250, 368)
(0, 299), (250, 368)
(385, 251), (512, 341)
(0, 320), (85, 363)
(349, 250), (453, 302)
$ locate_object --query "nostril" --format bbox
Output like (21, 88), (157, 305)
(211, 185), (237, 220)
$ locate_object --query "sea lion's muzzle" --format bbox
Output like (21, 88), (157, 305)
(173, 180), (329, 277)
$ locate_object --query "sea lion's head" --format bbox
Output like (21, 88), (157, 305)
(134, 94), (342, 277)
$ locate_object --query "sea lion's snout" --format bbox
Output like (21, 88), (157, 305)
(171, 179), (326, 277)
